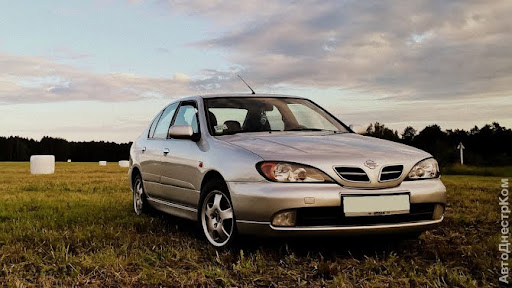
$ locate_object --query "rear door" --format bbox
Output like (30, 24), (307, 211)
(138, 110), (162, 185)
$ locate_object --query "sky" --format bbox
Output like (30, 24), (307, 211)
(1, 0), (511, 142)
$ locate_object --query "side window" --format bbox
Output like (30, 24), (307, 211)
(172, 103), (199, 133)
(153, 103), (178, 139)
(148, 111), (163, 138)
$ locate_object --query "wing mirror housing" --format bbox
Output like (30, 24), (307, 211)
(349, 124), (367, 135)
(169, 125), (199, 141)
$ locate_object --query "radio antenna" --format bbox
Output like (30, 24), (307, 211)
(237, 75), (255, 94)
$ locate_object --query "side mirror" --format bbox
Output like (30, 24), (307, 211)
(168, 125), (195, 140)
(349, 124), (367, 135)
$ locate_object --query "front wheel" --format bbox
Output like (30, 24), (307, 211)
(200, 187), (236, 247)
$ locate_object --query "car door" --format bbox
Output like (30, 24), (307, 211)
(138, 109), (162, 188)
(141, 102), (178, 200)
(158, 101), (202, 208)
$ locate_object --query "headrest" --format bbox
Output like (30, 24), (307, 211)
(224, 120), (241, 133)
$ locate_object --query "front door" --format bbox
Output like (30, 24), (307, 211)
(158, 101), (202, 208)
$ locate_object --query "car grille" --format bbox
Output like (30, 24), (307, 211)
(295, 203), (435, 227)
(379, 165), (404, 181)
(334, 167), (370, 182)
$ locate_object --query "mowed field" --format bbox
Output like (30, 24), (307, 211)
(0, 162), (503, 287)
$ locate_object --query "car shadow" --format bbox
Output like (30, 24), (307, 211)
(151, 210), (422, 258)
(234, 234), (421, 258)
(146, 208), (202, 236)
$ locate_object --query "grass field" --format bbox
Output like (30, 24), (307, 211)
(0, 162), (504, 287)
(442, 164), (512, 177)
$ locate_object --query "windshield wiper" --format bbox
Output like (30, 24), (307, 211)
(219, 128), (337, 135)
(286, 128), (332, 132)
(219, 131), (244, 136)
(218, 130), (280, 136)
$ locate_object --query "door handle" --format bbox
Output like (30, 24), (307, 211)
(141, 146), (146, 152)
(162, 148), (170, 155)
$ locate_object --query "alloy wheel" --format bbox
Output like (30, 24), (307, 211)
(201, 190), (234, 247)
(133, 177), (144, 215)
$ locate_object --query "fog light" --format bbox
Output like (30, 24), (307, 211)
(272, 210), (297, 227)
(433, 204), (445, 220)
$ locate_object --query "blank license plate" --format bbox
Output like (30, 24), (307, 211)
(343, 194), (410, 217)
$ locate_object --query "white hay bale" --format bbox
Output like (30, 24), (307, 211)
(30, 155), (55, 174)
(67, 159), (71, 163)
(99, 161), (107, 166)
(118, 160), (129, 167)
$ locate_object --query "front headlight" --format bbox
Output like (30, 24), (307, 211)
(406, 158), (440, 180)
(256, 162), (334, 183)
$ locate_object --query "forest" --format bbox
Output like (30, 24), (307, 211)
(0, 122), (510, 166)
(0, 136), (131, 162)
(364, 122), (511, 166)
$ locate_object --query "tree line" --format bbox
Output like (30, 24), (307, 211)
(0, 136), (131, 162)
(365, 122), (512, 166)
(1, 122), (511, 165)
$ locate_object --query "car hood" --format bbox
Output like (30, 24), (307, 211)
(221, 132), (432, 188)
(224, 132), (430, 162)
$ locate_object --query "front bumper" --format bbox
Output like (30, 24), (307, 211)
(227, 178), (446, 236)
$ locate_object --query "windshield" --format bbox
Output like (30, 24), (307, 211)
(204, 97), (349, 136)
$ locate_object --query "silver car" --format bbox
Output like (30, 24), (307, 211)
(129, 94), (446, 247)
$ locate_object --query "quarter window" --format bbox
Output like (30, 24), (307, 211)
(148, 111), (163, 138)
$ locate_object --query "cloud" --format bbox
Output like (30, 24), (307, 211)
(336, 95), (512, 132)
(162, 0), (512, 100)
(173, 72), (189, 82)
(0, 52), (240, 104)
(48, 47), (92, 61)
(4, 1), (512, 106)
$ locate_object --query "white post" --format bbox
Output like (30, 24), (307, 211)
(457, 142), (465, 165)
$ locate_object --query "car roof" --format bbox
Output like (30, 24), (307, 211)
(176, 93), (307, 102)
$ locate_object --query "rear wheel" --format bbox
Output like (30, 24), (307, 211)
(200, 182), (236, 247)
(133, 174), (150, 215)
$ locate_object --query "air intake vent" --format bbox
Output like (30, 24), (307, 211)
(379, 165), (403, 181)
(334, 167), (370, 182)
(295, 203), (436, 227)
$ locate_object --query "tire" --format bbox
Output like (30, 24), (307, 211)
(133, 174), (150, 215)
(199, 181), (237, 247)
